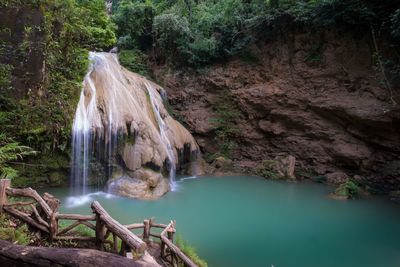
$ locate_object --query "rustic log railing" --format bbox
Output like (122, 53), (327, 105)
(0, 179), (197, 267)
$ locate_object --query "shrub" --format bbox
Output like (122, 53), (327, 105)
(176, 234), (208, 267)
(334, 180), (360, 199)
(152, 11), (191, 63)
(113, 0), (156, 50)
(0, 134), (36, 179)
(118, 49), (148, 76)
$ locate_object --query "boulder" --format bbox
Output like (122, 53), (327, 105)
(108, 169), (170, 200)
(212, 157), (233, 169)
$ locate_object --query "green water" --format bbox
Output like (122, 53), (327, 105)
(42, 175), (400, 267)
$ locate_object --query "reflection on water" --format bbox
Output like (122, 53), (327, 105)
(41, 175), (400, 267)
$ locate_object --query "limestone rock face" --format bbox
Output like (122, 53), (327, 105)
(73, 52), (199, 199)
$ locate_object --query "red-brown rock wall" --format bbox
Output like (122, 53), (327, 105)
(150, 29), (400, 188)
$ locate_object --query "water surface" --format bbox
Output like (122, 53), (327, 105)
(42, 175), (400, 267)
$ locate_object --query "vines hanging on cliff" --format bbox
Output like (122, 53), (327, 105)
(209, 88), (240, 159)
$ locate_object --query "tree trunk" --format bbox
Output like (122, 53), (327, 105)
(0, 239), (157, 267)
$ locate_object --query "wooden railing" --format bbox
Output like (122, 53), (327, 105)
(0, 179), (197, 267)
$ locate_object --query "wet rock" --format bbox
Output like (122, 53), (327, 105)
(326, 172), (349, 185)
(108, 171), (170, 200)
(212, 157), (233, 169)
(181, 157), (209, 176)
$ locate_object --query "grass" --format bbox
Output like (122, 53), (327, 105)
(176, 234), (208, 267)
(58, 220), (95, 237)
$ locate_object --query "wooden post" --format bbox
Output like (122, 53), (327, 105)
(113, 233), (118, 253)
(91, 201), (146, 253)
(167, 230), (174, 243)
(143, 219), (150, 242)
(49, 212), (58, 241)
(0, 179), (11, 213)
(119, 241), (126, 256)
(95, 214), (107, 251)
(160, 241), (165, 258)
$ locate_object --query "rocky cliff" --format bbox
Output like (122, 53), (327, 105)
(151, 29), (400, 190)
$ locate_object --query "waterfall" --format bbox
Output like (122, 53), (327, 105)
(70, 55), (100, 195)
(70, 52), (199, 198)
(144, 81), (177, 189)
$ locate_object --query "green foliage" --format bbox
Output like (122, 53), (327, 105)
(0, 134), (36, 179)
(390, 9), (400, 39)
(15, 224), (34, 245)
(0, 0), (116, 184)
(176, 234), (208, 267)
(118, 49), (148, 76)
(334, 180), (360, 199)
(0, 222), (34, 245)
(112, 0), (399, 67)
(113, 0), (156, 50)
(152, 11), (191, 63)
(209, 89), (240, 158)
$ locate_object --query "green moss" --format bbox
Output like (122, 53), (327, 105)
(10, 152), (69, 188)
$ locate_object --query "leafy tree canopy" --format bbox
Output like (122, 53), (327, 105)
(112, 0), (399, 66)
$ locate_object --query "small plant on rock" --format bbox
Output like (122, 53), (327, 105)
(334, 180), (360, 199)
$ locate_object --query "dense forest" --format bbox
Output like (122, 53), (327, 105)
(112, 0), (400, 67)
(0, 0), (399, 186)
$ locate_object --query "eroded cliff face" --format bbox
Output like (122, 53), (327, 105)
(151, 29), (400, 189)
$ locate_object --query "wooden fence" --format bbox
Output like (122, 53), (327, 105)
(0, 179), (197, 267)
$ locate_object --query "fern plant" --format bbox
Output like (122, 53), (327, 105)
(0, 133), (36, 179)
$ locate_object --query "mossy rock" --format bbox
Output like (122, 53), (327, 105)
(332, 180), (361, 199)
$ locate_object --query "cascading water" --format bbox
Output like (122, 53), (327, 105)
(70, 52), (199, 199)
(70, 55), (100, 195)
(145, 82), (177, 190)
